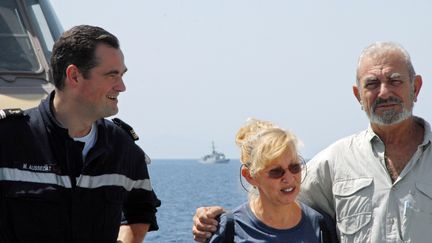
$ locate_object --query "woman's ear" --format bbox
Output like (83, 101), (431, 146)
(242, 166), (258, 187)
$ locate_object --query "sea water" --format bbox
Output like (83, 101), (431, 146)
(144, 159), (247, 243)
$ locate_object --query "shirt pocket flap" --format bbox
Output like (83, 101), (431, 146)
(333, 177), (373, 197)
(415, 182), (432, 200)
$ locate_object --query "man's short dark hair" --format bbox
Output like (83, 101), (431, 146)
(50, 25), (120, 90)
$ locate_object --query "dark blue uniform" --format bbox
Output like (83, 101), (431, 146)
(0, 92), (160, 243)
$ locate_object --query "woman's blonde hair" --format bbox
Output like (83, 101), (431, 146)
(236, 118), (300, 177)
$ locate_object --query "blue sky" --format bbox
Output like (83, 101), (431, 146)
(51, 1), (432, 159)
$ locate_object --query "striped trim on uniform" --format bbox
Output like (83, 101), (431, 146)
(0, 168), (152, 191)
(77, 174), (152, 191)
(0, 110), (6, 119)
(0, 168), (72, 188)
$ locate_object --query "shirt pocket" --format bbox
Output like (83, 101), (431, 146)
(2, 183), (68, 241)
(415, 182), (432, 201)
(406, 182), (432, 241)
(413, 182), (432, 223)
(333, 177), (373, 238)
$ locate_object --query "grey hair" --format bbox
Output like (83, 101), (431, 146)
(356, 42), (416, 86)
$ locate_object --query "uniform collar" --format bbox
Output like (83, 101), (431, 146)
(38, 91), (111, 152)
(38, 91), (69, 137)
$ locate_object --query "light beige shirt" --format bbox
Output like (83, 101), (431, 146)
(299, 117), (432, 243)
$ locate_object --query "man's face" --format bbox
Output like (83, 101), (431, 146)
(355, 52), (416, 126)
(77, 44), (127, 119)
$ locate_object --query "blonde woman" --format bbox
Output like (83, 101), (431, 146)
(207, 119), (337, 243)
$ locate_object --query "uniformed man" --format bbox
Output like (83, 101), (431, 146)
(0, 25), (160, 243)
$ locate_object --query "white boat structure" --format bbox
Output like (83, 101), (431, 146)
(199, 142), (230, 164)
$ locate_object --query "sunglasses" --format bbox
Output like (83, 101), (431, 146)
(267, 163), (302, 179)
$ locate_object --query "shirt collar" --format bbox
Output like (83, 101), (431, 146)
(416, 117), (432, 149)
(38, 91), (109, 143)
(38, 91), (69, 136)
(366, 116), (432, 149)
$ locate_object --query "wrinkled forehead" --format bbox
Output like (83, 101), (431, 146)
(358, 52), (410, 81)
(362, 72), (404, 82)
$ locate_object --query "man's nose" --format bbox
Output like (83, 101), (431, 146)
(116, 78), (126, 92)
(377, 82), (392, 99)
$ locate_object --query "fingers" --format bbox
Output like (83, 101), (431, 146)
(192, 226), (211, 243)
(192, 206), (225, 242)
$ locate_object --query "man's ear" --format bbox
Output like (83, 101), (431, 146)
(65, 64), (81, 87)
(353, 85), (361, 103)
(413, 75), (423, 102)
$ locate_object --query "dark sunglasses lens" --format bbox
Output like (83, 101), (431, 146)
(288, 163), (302, 174)
(268, 167), (285, 179)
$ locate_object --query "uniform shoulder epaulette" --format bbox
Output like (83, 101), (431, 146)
(112, 117), (139, 141)
(0, 108), (25, 120)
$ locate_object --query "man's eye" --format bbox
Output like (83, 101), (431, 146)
(365, 82), (378, 89)
(391, 80), (403, 86)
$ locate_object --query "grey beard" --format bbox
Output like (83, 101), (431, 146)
(368, 107), (412, 125)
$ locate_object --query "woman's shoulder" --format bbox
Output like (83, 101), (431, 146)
(217, 201), (249, 225)
(300, 202), (327, 218)
(207, 202), (248, 243)
(299, 201), (335, 228)
(231, 201), (249, 215)
(299, 202), (339, 243)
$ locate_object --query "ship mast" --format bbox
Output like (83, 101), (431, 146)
(212, 141), (216, 154)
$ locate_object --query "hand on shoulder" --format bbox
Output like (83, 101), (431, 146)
(192, 206), (225, 242)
